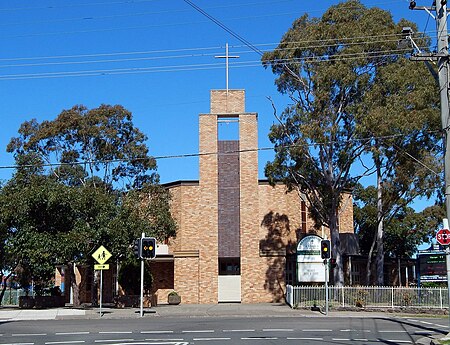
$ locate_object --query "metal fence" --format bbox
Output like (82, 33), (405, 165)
(286, 285), (448, 309)
(0, 289), (29, 306)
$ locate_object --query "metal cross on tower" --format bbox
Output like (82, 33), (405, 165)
(215, 43), (240, 94)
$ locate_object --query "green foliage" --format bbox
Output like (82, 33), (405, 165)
(7, 104), (157, 190)
(261, 0), (439, 286)
(354, 183), (445, 258)
(0, 104), (177, 304)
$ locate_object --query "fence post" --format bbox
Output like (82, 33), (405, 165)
(441, 287), (444, 310)
(342, 286), (345, 307)
(391, 286), (394, 309)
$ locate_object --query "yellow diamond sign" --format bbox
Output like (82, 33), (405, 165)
(92, 245), (112, 265)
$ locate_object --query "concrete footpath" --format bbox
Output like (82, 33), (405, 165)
(0, 303), (445, 344)
(0, 303), (398, 321)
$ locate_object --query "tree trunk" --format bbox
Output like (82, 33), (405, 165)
(375, 160), (385, 286)
(69, 263), (80, 307)
(331, 204), (344, 286)
(0, 272), (12, 306)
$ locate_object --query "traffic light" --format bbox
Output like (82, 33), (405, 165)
(133, 238), (141, 259)
(329, 258), (337, 269)
(141, 237), (156, 259)
(321, 239), (331, 259)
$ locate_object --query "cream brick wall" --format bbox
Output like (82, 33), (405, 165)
(198, 113), (219, 304)
(239, 113), (261, 303)
(210, 89), (245, 114)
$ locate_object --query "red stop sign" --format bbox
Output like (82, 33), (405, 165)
(436, 229), (450, 245)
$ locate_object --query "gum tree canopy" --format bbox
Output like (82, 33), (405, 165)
(2, 104), (176, 306)
(262, 0), (439, 285)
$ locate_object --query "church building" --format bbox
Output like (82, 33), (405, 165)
(149, 89), (355, 304)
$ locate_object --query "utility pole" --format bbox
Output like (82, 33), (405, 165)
(409, 0), (450, 330)
(409, 0), (450, 222)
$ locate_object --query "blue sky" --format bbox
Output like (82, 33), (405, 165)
(0, 0), (435, 201)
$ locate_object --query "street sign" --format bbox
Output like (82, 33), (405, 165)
(436, 229), (450, 246)
(92, 245), (112, 265)
(94, 264), (110, 270)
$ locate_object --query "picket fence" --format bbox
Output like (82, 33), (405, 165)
(286, 285), (449, 309)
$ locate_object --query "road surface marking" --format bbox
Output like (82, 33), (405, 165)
(55, 332), (90, 336)
(45, 341), (85, 345)
(241, 337), (278, 340)
(13, 334), (47, 337)
(94, 339), (134, 343)
(386, 340), (411, 343)
(415, 331), (434, 335)
(340, 329), (371, 332)
(223, 329), (255, 332)
(420, 321), (434, 325)
(435, 324), (448, 328)
(302, 329), (333, 332)
(193, 338), (231, 341)
(262, 329), (293, 332)
(332, 339), (351, 341)
(182, 330), (214, 333)
(288, 338), (323, 341)
(354, 339), (368, 341)
(98, 332), (133, 334)
(144, 339), (184, 342)
(141, 331), (174, 334)
(379, 330), (408, 333)
(1, 343), (34, 345)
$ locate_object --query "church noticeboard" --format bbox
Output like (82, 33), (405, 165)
(297, 235), (325, 283)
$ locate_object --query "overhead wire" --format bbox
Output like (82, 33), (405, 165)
(0, 131), (441, 171)
(0, 49), (418, 80)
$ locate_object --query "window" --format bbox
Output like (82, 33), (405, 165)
(219, 258), (240, 275)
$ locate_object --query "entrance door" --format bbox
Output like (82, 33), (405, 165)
(218, 258), (241, 302)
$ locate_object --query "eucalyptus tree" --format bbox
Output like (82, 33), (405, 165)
(4, 104), (176, 306)
(261, 0), (438, 285)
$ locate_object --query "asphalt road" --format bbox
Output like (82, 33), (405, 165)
(0, 315), (447, 344)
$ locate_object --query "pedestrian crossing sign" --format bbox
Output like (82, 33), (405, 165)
(92, 245), (112, 265)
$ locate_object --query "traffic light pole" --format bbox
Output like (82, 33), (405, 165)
(325, 259), (329, 316)
(140, 232), (145, 318)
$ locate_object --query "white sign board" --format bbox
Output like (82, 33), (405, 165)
(297, 235), (325, 283)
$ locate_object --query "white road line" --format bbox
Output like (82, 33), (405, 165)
(385, 340), (411, 343)
(55, 332), (90, 336)
(420, 321), (434, 325)
(288, 338), (323, 341)
(45, 341), (85, 345)
(98, 332), (133, 334)
(436, 324), (449, 328)
(144, 339), (184, 342)
(1, 343), (34, 345)
(182, 330), (214, 333)
(262, 329), (293, 332)
(13, 334), (47, 337)
(223, 329), (255, 332)
(332, 339), (351, 341)
(241, 337), (278, 340)
(354, 339), (369, 341)
(407, 319), (419, 322)
(379, 330), (408, 333)
(94, 339), (134, 343)
(340, 329), (371, 332)
(302, 329), (333, 332)
(141, 331), (174, 334)
(193, 338), (231, 341)
(415, 331), (434, 335)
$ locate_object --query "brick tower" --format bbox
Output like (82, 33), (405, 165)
(198, 89), (259, 303)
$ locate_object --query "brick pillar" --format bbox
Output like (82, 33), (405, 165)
(198, 113), (219, 304)
(239, 112), (261, 303)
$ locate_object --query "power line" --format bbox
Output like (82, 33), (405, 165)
(0, 131), (440, 171)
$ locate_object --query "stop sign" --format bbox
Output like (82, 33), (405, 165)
(436, 229), (450, 246)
